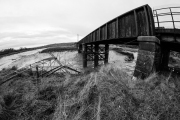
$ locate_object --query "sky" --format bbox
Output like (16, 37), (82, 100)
(0, 0), (179, 50)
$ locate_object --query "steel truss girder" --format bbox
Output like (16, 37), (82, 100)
(86, 45), (106, 61)
(83, 44), (109, 68)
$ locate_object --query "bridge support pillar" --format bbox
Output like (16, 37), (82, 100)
(78, 44), (83, 53)
(104, 44), (109, 64)
(83, 44), (87, 68)
(94, 44), (99, 67)
(82, 44), (109, 68)
(160, 46), (170, 70)
(134, 36), (161, 79)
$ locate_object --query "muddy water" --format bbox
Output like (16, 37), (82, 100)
(0, 49), (138, 76)
(70, 50), (137, 75)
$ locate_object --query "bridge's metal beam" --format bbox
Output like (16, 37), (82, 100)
(94, 44), (99, 67)
(104, 44), (109, 64)
(82, 44), (109, 68)
(156, 29), (180, 43)
(78, 44), (83, 53)
(79, 38), (139, 45)
(160, 48), (170, 70)
(77, 4), (154, 45)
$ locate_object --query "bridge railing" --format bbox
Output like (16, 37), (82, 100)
(153, 6), (180, 29)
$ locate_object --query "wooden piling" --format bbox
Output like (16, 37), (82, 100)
(83, 44), (87, 68)
(104, 44), (109, 64)
(94, 44), (99, 68)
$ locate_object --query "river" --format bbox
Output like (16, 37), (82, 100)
(0, 49), (138, 76)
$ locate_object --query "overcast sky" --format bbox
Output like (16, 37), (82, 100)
(0, 0), (179, 50)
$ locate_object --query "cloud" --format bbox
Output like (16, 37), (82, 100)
(0, 25), (77, 50)
(0, 0), (179, 50)
(0, 33), (77, 50)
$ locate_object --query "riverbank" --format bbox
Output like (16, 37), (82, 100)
(0, 42), (76, 58)
(0, 48), (38, 59)
(0, 64), (180, 120)
(112, 48), (135, 62)
(40, 46), (77, 53)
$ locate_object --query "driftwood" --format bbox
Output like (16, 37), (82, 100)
(0, 52), (81, 86)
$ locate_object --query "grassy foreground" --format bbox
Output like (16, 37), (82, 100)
(0, 65), (180, 120)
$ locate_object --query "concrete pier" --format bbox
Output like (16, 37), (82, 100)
(134, 36), (162, 79)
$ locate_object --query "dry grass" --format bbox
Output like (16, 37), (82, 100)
(0, 64), (180, 120)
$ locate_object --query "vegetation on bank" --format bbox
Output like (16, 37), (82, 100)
(0, 64), (180, 120)
(40, 47), (77, 53)
(0, 42), (76, 58)
(0, 48), (35, 58)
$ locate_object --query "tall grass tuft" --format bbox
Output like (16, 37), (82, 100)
(0, 64), (180, 119)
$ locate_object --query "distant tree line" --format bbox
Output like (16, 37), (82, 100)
(0, 47), (32, 57)
(0, 42), (77, 58)
(40, 47), (77, 53)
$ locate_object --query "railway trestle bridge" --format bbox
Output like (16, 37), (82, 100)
(77, 4), (180, 79)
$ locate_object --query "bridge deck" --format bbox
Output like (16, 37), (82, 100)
(78, 4), (154, 45)
(77, 5), (180, 78)
(78, 5), (180, 46)
(156, 29), (180, 42)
